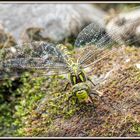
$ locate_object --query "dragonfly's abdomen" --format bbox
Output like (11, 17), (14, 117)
(57, 44), (75, 65)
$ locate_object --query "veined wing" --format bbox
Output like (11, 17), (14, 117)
(0, 69), (69, 81)
(74, 6), (140, 69)
(75, 6), (140, 48)
(74, 21), (118, 70)
(0, 41), (70, 79)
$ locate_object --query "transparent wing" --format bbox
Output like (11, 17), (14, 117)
(74, 21), (114, 48)
(0, 41), (70, 79)
(74, 21), (118, 71)
(74, 6), (140, 83)
(75, 6), (140, 68)
(75, 6), (140, 48)
(0, 69), (69, 81)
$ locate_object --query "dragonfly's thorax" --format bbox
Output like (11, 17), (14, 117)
(69, 63), (86, 85)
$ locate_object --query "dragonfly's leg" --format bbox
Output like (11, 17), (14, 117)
(90, 90), (102, 97)
(63, 82), (71, 91)
(88, 94), (97, 116)
(75, 97), (81, 108)
(87, 77), (96, 86)
(67, 94), (73, 111)
(90, 90), (107, 104)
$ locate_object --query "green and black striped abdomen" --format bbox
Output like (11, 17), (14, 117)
(56, 44), (75, 66)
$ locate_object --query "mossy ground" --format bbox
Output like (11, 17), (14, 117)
(0, 45), (139, 137)
(0, 31), (140, 137)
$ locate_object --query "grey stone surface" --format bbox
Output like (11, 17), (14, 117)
(0, 4), (106, 43)
(106, 7), (140, 46)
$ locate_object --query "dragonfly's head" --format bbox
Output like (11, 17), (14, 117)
(68, 63), (86, 85)
(72, 83), (92, 103)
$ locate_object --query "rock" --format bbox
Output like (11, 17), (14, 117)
(21, 27), (51, 43)
(0, 4), (107, 43)
(106, 7), (140, 46)
(0, 23), (16, 48)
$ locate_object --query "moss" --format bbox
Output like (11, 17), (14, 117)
(1, 45), (140, 137)
(0, 26), (140, 137)
(9, 72), (79, 136)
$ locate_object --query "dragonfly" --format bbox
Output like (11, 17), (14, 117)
(0, 6), (140, 111)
